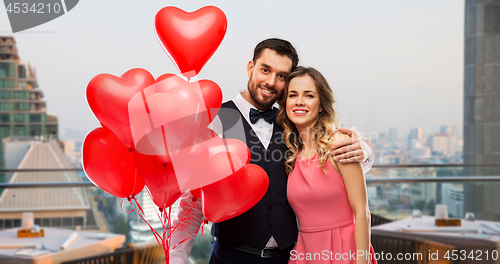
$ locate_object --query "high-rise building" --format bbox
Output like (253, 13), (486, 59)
(408, 127), (423, 147)
(377, 132), (388, 148)
(442, 184), (464, 219)
(410, 139), (430, 161)
(463, 0), (500, 221)
(0, 36), (58, 178)
(464, 1), (500, 164)
(439, 125), (451, 134)
(431, 133), (457, 156)
(388, 127), (398, 144)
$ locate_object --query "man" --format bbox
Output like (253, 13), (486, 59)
(169, 38), (374, 264)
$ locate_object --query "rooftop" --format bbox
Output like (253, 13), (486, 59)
(0, 140), (89, 212)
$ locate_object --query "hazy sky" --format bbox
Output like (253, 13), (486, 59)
(0, 0), (464, 141)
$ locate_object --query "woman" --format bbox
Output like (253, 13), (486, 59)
(277, 67), (376, 264)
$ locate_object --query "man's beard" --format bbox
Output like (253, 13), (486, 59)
(247, 78), (279, 110)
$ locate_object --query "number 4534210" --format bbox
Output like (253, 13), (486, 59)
(6, 3), (62, 14)
(444, 250), (499, 261)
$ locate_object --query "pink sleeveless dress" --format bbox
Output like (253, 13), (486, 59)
(287, 153), (376, 264)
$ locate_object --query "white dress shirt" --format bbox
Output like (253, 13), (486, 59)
(232, 91), (274, 149)
(168, 91), (374, 264)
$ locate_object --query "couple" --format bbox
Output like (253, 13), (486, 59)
(170, 38), (376, 264)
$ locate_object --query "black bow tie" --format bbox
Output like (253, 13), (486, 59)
(249, 108), (277, 124)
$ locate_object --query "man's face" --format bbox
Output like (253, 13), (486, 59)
(244, 49), (293, 110)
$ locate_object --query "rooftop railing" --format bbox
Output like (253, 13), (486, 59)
(1, 164), (499, 264)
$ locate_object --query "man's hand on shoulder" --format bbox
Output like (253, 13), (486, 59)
(330, 128), (367, 163)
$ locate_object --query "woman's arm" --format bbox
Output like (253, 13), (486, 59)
(334, 134), (371, 264)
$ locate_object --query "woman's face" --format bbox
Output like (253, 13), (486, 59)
(286, 75), (321, 132)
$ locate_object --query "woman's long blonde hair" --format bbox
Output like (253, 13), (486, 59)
(277, 66), (341, 174)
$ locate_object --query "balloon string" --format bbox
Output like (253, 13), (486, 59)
(131, 196), (145, 216)
(177, 200), (197, 231)
(170, 199), (207, 250)
(129, 198), (163, 247)
(171, 218), (208, 250)
(166, 207), (172, 264)
(120, 199), (135, 214)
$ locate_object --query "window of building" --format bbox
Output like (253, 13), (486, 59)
(0, 114), (9, 122)
(29, 114), (41, 122)
(18, 81), (26, 89)
(18, 65), (26, 79)
(62, 217), (72, 227)
(29, 124), (41, 136)
(46, 125), (58, 136)
(0, 62), (15, 78)
(0, 102), (12, 111)
(74, 217), (84, 226)
(0, 91), (10, 99)
(29, 92), (37, 100)
(14, 91), (27, 100)
(13, 124), (26, 136)
(13, 219), (21, 227)
(14, 102), (29, 111)
(0, 79), (14, 88)
(5, 80), (14, 88)
(4, 219), (12, 229)
(51, 218), (61, 227)
(40, 218), (49, 227)
(14, 114), (25, 122)
(34, 218), (41, 226)
(0, 125), (10, 138)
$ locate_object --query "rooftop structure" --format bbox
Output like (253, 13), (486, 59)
(0, 139), (98, 230)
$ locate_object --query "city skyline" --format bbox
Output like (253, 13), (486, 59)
(0, 0), (464, 139)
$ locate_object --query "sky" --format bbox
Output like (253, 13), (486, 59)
(0, 0), (464, 141)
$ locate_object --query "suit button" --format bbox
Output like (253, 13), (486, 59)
(269, 206), (273, 211)
(268, 189), (273, 193)
(270, 224), (274, 228)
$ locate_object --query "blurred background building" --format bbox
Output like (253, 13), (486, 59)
(0, 36), (59, 178)
(0, 37), (105, 231)
(463, 0), (500, 221)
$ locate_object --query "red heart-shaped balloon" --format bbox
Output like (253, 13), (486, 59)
(201, 159), (269, 223)
(83, 127), (144, 198)
(133, 153), (182, 209)
(87, 68), (155, 147)
(155, 6), (227, 78)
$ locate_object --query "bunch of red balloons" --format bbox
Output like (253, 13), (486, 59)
(83, 6), (269, 223)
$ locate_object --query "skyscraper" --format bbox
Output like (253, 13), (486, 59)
(388, 127), (398, 144)
(463, 0), (500, 220)
(407, 127), (423, 147)
(464, 1), (500, 164)
(0, 36), (58, 178)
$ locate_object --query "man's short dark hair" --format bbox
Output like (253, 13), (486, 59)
(253, 38), (299, 70)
